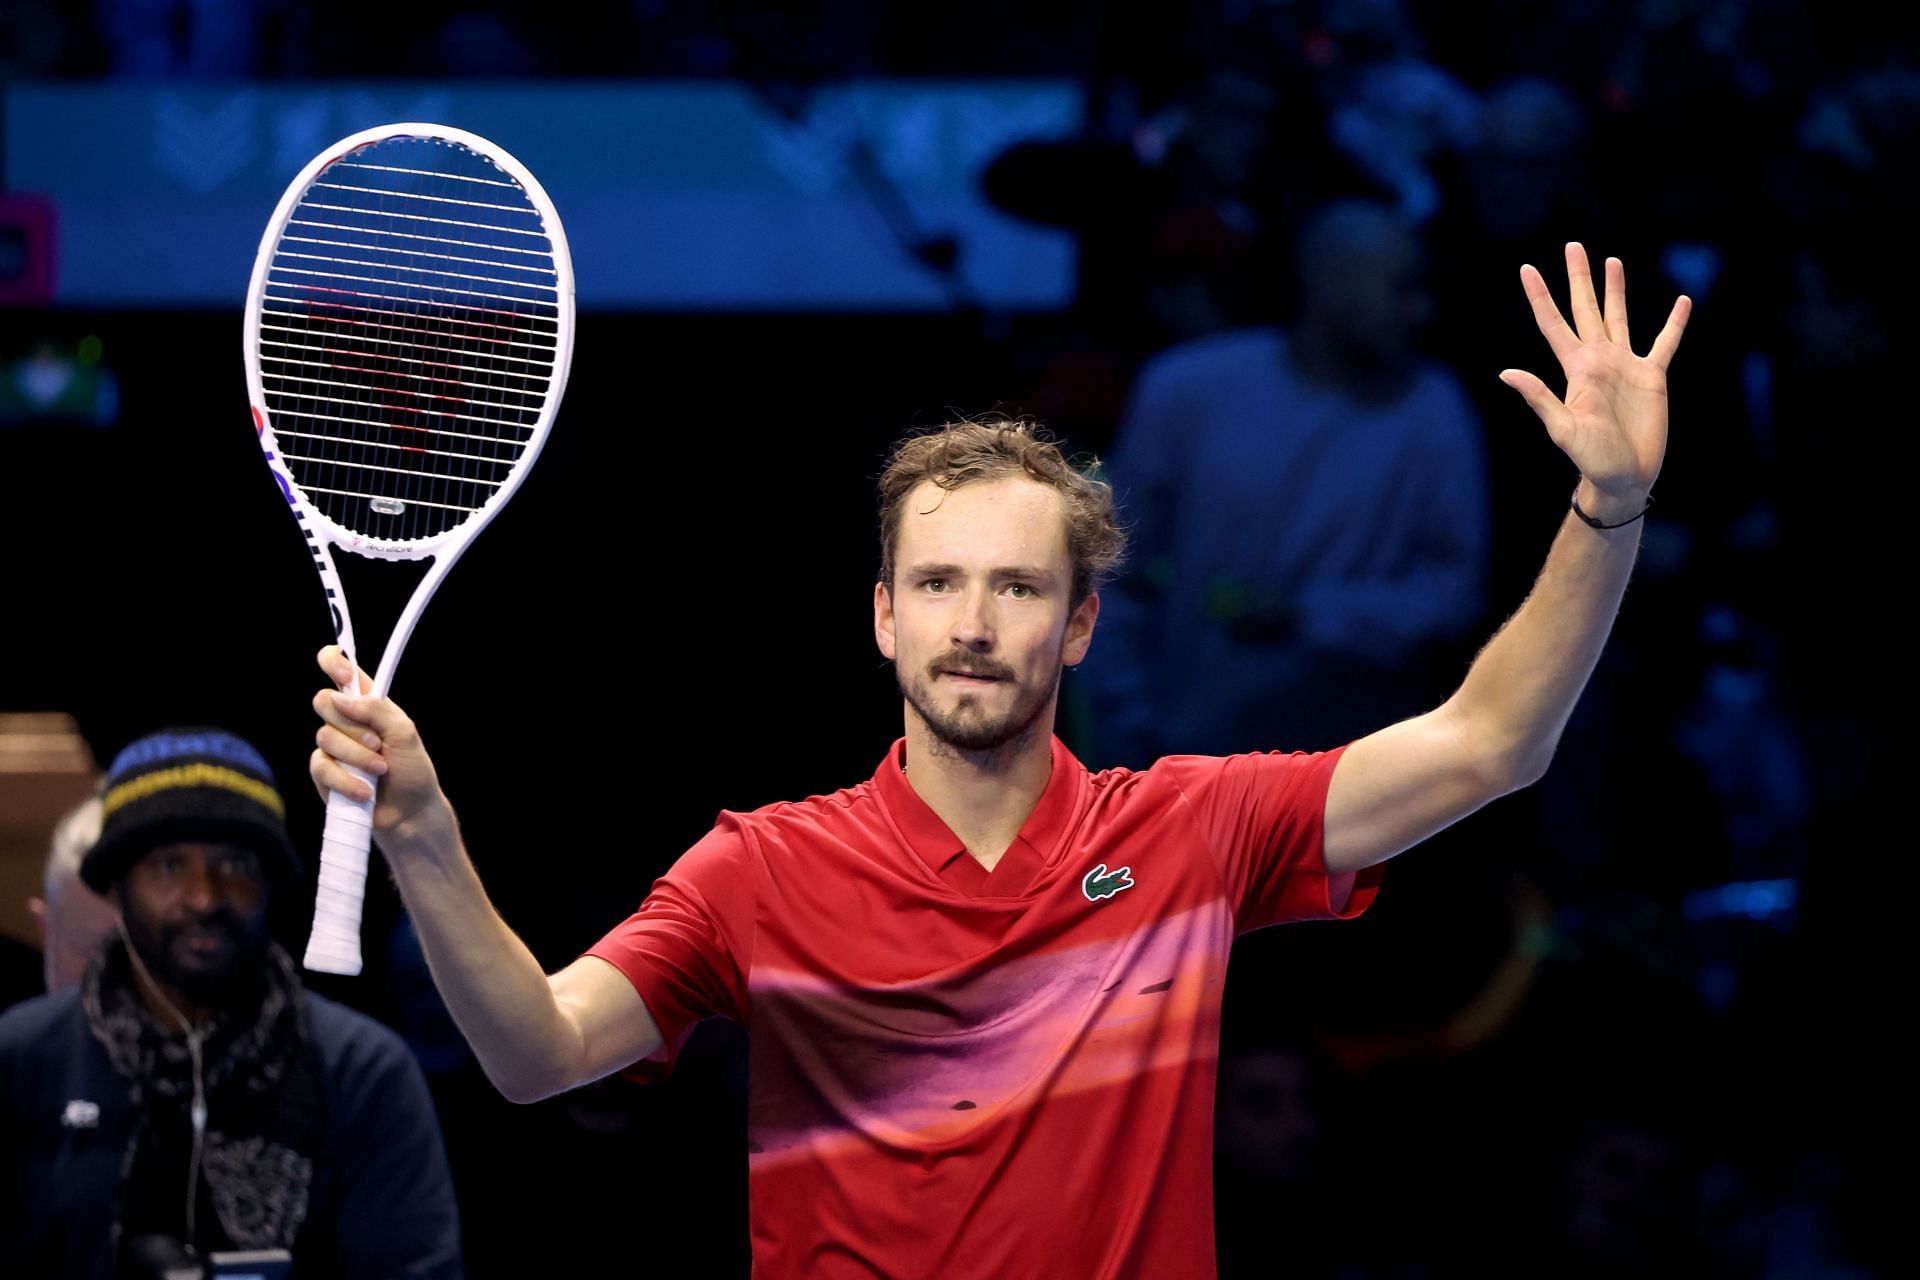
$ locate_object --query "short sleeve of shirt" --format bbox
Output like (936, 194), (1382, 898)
(1158, 745), (1383, 933)
(584, 817), (757, 1082)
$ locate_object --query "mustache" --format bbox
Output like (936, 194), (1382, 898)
(163, 908), (244, 939)
(928, 651), (1015, 682)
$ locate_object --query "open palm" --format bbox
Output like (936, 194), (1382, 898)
(1500, 243), (1692, 507)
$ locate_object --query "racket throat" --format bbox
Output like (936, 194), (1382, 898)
(325, 546), (446, 699)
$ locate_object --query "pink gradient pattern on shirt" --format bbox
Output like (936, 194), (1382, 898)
(746, 897), (1235, 1164)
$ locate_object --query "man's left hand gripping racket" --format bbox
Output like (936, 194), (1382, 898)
(244, 124), (574, 975)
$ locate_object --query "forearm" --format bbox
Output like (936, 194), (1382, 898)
(380, 804), (584, 1103)
(1447, 478), (1644, 784)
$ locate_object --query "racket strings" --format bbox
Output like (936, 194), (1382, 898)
(258, 135), (562, 542)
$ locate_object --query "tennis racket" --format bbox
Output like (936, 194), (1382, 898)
(243, 123), (574, 975)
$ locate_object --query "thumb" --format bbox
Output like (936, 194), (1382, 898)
(318, 644), (373, 695)
(1498, 369), (1573, 448)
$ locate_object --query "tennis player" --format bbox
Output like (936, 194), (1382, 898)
(310, 244), (1687, 1278)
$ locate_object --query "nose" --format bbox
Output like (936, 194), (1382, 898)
(952, 584), (996, 652)
(179, 862), (218, 911)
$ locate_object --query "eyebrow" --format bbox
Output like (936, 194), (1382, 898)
(904, 563), (1056, 582)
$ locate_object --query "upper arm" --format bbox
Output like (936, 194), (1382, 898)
(548, 954), (665, 1093)
(1322, 704), (1512, 877)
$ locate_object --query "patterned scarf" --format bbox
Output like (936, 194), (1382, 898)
(82, 936), (323, 1256)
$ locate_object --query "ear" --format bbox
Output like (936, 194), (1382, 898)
(1063, 591), (1100, 667)
(873, 580), (897, 661)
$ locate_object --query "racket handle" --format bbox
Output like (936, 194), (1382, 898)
(306, 765), (376, 975)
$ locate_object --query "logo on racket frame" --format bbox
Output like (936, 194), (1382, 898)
(258, 406), (344, 636)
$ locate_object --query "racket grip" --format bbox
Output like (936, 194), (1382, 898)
(306, 765), (376, 975)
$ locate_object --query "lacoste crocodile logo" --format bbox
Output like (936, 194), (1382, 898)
(1081, 863), (1135, 902)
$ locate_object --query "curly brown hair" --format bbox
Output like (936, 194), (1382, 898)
(877, 417), (1125, 609)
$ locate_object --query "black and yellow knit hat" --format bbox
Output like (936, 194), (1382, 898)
(81, 727), (300, 895)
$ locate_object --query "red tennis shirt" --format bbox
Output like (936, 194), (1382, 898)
(586, 736), (1381, 1278)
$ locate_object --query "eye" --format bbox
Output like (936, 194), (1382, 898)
(216, 850), (261, 879)
(922, 578), (949, 593)
(1004, 583), (1035, 599)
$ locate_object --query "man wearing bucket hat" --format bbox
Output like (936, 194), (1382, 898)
(0, 728), (462, 1280)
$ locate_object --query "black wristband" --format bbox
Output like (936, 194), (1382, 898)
(1571, 490), (1653, 529)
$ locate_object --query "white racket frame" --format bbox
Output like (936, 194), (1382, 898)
(243, 122), (574, 975)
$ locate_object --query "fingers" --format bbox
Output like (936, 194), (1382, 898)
(313, 684), (380, 736)
(311, 645), (414, 743)
(1524, 251), (1688, 370)
(311, 649), (418, 795)
(316, 722), (389, 777)
(310, 705), (389, 804)
(308, 645), (439, 813)
(1647, 294), (1692, 372)
(1519, 263), (1580, 363)
(1564, 242), (1604, 343)
(1604, 256), (1630, 347)
(317, 644), (372, 695)
(309, 746), (377, 804)
(1497, 368), (1573, 449)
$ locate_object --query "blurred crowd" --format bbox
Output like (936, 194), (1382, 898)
(3, 1), (1907, 1275)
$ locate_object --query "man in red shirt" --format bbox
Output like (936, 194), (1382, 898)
(310, 245), (1688, 1277)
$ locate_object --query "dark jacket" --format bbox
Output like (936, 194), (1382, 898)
(0, 986), (462, 1279)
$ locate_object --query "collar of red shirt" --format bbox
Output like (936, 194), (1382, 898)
(872, 735), (1088, 899)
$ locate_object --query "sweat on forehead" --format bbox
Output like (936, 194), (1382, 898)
(895, 477), (1072, 571)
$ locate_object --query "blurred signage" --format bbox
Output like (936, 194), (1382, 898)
(4, 82), (1078, 309)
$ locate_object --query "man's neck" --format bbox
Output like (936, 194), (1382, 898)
(901, 710), (1056, 871)
(1288, 320), (1413, 404)
(116, 931), (221, 1029)
(132, 963), (215, 1031)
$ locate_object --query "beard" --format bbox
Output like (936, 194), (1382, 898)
(119, 900), (269, 1007)
(899, 646), (1063, 755)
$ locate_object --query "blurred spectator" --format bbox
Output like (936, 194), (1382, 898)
(1674, 606), (1809, 879)
(1600, 0), (1812, 126)
(1423, 74), (1624, 606)
(96, 0), (308, 77)
(1416, 0), (1621, 99)
(983, 29), (1355, 436)
(1315, 0), (1481, 225)
(425, 8), (549, 78)
(1085, 199), (1488, 763)
(0, 728), (460, 1278)
(1214, 1044), (1346, 1278)
(1695, 1154), (1875, 1279)
(1553, 1119), (1695, 1275)
(1130, 62), (1284, 344)
(28, 788), (117, 994)
(1458, 77), (1593, 247)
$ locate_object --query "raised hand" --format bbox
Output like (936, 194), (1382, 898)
(1499, 243), (1691, 522)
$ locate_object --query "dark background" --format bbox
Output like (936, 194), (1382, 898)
(2, 2), (1906, 1275)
